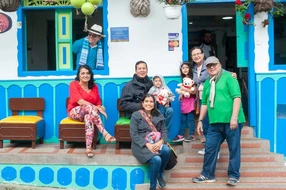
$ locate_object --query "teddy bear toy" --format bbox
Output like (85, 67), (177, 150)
(155, 88), (170, 106)
(175, 77), (195, 98)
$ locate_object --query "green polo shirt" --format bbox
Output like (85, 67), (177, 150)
(202, 71), (245, 124)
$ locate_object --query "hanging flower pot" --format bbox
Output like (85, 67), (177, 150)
(163, 5), (182, 20)
(0, 0), (21, 12)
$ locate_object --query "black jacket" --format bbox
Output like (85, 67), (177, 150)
(120, 74), (153, 118)
(130, 111), (168, 163)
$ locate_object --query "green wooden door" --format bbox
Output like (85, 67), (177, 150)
(55, 10), (73, 71)
(236, 11), (248, 68)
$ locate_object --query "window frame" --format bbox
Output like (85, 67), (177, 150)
(17, 2), (109, 77)
(269, 1), (286, 70)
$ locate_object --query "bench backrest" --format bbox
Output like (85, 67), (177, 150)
(9, 98), (45, 117)
(117, 98), (127, 118)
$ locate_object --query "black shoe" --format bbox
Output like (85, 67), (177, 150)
(157, 176), (166, 188)
(184, 135), (196, 142)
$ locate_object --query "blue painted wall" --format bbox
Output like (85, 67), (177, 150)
(0, 77), (181, 143)
(256, 74), (286, 156)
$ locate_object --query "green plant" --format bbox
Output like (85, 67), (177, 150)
(156, 0), (194, 5)
(235, 0), (284, 27)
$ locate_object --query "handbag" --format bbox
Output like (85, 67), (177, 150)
(145, 131), (161, 144)
(138, 110), (177, 170)
(165, 142), (177, 170)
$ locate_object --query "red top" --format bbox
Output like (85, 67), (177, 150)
(67, 80), (102, 112)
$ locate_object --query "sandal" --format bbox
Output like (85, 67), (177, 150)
(86, 147), (94, 158)
(103, 133), (116, 143)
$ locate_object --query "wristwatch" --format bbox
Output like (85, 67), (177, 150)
(198, 120), (203, 122)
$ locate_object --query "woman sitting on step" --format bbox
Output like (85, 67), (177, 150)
(68, 65), (115, 158)
(130, 94), (171, 190)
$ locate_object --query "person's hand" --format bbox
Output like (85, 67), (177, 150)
(231, 72), (237, 79)
(178, 95), (182, 102)
(153, 140), (163, 152)
(230, 118), (238, 130)
(100, 105), (105, 111)
(165, 101), (170, 107)
(146, 143), (158, 154)
(197, 121), (203, 136)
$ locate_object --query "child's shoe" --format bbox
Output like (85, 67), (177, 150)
(171, 135), (185, 142)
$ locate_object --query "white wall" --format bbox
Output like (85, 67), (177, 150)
(0, 11), (18, 79)
(254, 12), (286, 73)
(108, 0), (182, 77)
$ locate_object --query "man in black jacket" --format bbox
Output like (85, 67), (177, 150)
(120, 60), (153, 118)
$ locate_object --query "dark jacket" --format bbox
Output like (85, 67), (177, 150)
(120, 74), (153, 117)
(130, 111), (168, 163)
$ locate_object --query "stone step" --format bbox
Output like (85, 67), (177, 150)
(182, 139), (270, 154)
(166, 169), (286, 180)
(180, 153), (285, 165)
(167, 168), (286, 179)
(166, 177), (286, 183)
(136, 182), (286, 190)
(174, 165), (284, 170)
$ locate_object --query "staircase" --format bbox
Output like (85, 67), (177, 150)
(136, 126), (286, 189)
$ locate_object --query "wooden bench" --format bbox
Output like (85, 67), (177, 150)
(59, 98), (98, 149)
(114, 98), (131, 150)
(0, 98), (45, 149)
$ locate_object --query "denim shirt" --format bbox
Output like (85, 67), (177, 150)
(192, 61), (210, 87)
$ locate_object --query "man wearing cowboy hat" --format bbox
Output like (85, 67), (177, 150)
(72, 24), (105, 70)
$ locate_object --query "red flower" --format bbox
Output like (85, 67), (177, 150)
(244, 13), (251, 19)
(235, 0), (242, 5)
(262, 19), (269, 27)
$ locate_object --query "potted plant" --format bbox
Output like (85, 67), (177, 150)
(156, 0), (194, 19)
(235, 0), (284, 27)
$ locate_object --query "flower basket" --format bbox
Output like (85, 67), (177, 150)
(0, 0), (21, 12)
(163, 5), (182, 19)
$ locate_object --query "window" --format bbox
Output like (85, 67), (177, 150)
(269, 3), (286, 70)
(274, 14), (286, 65)
(18, 2), (108, 76)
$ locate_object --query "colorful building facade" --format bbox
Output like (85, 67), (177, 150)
(0, 0), (286, 188)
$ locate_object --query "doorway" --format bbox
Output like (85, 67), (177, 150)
(186, 3), (248, 116)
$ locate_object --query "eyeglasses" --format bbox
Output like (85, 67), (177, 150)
(192, 53), (203, 57)
(206, 63), (218, 68)
(88, 33), (100, 38)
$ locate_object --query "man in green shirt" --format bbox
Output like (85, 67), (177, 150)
(192, 56), (245, 186)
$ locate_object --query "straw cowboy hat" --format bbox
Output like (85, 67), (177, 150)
(87, 24), (106, 37)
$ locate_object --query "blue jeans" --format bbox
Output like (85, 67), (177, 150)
(200, 100), (210, 136)
(158, 105), (174, 131)
(179, 111), (195, 136)
(147, 144), (171, 189)
(201, 123), (243, 180)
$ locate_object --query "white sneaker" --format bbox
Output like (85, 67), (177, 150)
(198, 148), (205, 155)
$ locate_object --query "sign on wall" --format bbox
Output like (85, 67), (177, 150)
(0, 13), (12, 34)
(168, 33), (179, 51)
(110, 27), (129, 42)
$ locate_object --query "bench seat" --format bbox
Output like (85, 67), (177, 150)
(58, 98), (98, 150)
(114, 99), (131, 150)
(0, 98), (45, 149)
